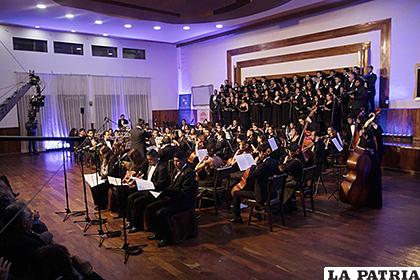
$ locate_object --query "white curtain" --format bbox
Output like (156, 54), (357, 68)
(16, 73), (151, 152)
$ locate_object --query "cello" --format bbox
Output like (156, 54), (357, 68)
(339, 109), (381, 208)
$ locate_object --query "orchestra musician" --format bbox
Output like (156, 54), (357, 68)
(230, 144), (280, 223)
(145, 151), (198, 247)
(118, 114), (129, 130)
(130, 119), (148, 161)
(126, 149), (171, 233)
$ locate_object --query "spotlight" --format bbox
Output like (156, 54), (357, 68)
(216, 24), (223, 29)
(153, 26), (161, 30)
(65, 14), (74, 19)
(94, 20), (103, 25)
(102, 33), (108, 37)
(36, 4), (47, 9)
(183, 26), (190, 30)
(124, 24), (132, 28)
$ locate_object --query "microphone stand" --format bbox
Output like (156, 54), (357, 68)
(55, 140), (85, 221)
(105, 154), (144, 264)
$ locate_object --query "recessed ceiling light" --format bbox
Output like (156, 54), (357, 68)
(71, 30), (76, 33)
(216, 24), (223, 29)
(65, 14), (74, 19)
(108, 52), (113, 56)
(35, 26), (40, 29)
(36, 4), (47, 9)
(124, 24), (132, 28)
(153, 26), (161, 30)
(94, 20), (103, 25)
(183, 26), (190, 30)
(102, 33), (108, 37)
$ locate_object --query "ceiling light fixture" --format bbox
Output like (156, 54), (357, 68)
(183, 26), (190, 30)
(71, 30), (76, 33)
(102, 33), (108, 37)
(216, 24), (223, 29)
(36, 4), (47, 9)
(124, 24), (132, 28)
(65, 14), (74, 19)
(153, 26), (161, 30)
(94, 20), (103, 25)
(35, 26), (40, 29)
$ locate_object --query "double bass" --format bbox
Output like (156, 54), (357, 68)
(339, 109), (381, 208)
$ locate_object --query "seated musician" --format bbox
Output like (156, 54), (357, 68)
(145, 151), (198, 247)
(89, 146), (119, 210)
(158, 136), (181, 164)
(111, 149), (146, 218)
(279, 148), (304, 208)
(195, 146), (224, 186)
(126, 150), (171, 233)
(230, 144), (280, 223)
(102, 130), (113, 150)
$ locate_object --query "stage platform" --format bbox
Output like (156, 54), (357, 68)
(1, 151), (420, 279)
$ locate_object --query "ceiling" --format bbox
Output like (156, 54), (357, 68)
(0, 0), (348, 43)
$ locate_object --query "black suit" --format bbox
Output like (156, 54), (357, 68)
(130, 127), (147, 160)
(233, 157), (280, 218)
(350, 86), (367, 115)
(127, 161), (171, 229)
(210, 94), (221, 123)
(364, 72), (377, 111)
(145, 164), (197, 241)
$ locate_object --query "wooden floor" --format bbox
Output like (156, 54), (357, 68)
(1, 151), (420, 279)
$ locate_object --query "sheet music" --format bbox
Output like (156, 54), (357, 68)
(196, 149), (208, 162)
(332, 138), (343, 152)
(149, 191), (161, 198)
(134, 178), (155, 191)
(336, 132), (343, 146)
(107, 176), (122, 186)
(155, 136), (163, 147)
(84, 173), (105, 188)
(234, 153), (254, 171)
(268, 137), (278, 151)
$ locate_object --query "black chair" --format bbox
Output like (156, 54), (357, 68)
(197, 166), (233, 214)
(295, 165), (316, 216)
(246, 174), (288, 231)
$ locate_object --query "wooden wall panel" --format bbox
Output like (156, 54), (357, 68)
(378, 108), (420, 144)
(152, 110), (197, 127)
(0, 127), (20, 154)
(383, 146), (420, 173)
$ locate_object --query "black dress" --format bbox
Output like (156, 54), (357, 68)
(239, 103), (250, 130)
(272, 97), (282, 128)
(250, 96), (262, 126)
(262, 97), (272, 124)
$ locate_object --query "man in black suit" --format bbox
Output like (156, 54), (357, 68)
(146, 151), (197, 247)
(126, 150), (171, 233)
(230, 144), (280, 223)
(130, 119), (147, 161)
(364, 65), (377, 112)
(118, 114), (129, 130)
(350, 78), (368, 116)
(209, 90), (221, 124)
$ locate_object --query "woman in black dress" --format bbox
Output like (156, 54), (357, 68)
(271, 91), (282, 128)
(239, 96), (250, 130)
(250, 90), (262, 127)
(262, 90), (272, 125)
(281, 87), (292, 126)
